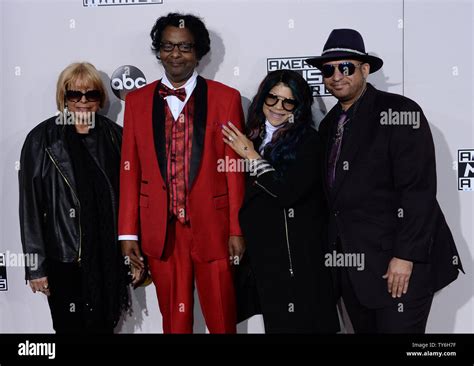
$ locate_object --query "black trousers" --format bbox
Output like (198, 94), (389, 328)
(339, 266), (433, 333)
(46, 261), (113, 334)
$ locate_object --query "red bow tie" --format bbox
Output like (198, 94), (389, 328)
(158, 83), (187, 102)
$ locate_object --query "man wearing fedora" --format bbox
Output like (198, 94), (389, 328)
(306, 29), (463, 333)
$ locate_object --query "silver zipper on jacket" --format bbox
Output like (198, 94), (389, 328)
(254, 181), (277, 198)
(45, 148), (82, 263)
(283, 208), (294, 278)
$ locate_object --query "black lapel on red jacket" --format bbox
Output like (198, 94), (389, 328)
(152, 80), (167, 182)
(189, 76), (207, 189)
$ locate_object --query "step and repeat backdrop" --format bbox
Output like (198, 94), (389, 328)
(0, 0), (472, 333)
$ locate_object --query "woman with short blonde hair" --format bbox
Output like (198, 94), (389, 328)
(19, 62), (129, 333)
(55, 62), (107, 112)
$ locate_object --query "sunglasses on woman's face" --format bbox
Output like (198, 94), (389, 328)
(264, 93), (297, 112)
(65, 90), (101, 103)
(321, 61), (364, 78)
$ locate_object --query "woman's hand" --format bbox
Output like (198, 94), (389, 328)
(131, 265), (147, 288)
(221, 122), (260, 160)
(29, 276), (50, 296)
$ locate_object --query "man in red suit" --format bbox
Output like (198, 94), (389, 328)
(118, 13), (246, 333)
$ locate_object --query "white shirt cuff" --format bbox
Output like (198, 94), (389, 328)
(118, 235), (139, 241)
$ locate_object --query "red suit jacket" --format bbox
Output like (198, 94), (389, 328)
(118, 76), (245, 262)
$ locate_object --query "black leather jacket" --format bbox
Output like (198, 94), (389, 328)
(19, 114), (122, 280)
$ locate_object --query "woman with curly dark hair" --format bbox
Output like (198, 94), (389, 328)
(222, 69), (340, 333)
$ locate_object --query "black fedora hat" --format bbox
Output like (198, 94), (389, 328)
(306, 29), (383, 73)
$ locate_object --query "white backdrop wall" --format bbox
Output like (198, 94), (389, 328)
(0, 0), (472, 333)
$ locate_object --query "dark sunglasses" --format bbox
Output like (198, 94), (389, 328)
(65, 90), (101, 103)
(264, 93), (297, 112)
(321, 62), (364, 78)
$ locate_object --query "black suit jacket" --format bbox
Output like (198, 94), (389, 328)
(319, 83), (463, 308)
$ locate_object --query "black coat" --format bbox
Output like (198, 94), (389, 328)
(238, 127), (340, 333)
(18, 115), (123, 280)
(319, 83), (463, 308)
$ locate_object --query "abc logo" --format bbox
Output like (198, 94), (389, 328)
(110, 65), (147, 100)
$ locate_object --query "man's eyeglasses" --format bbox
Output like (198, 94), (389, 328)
(159, 42), (195, 53)
(65, 90), (101, 103)
(264, 93), (297, 112)
(321, 61), (364, 78)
